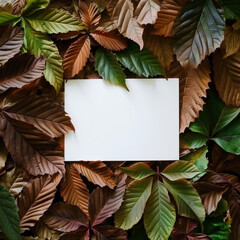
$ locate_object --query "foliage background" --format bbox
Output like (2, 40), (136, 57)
(0, 0), (240, 239)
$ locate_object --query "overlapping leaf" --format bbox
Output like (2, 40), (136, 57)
(173, 0), (225, 68)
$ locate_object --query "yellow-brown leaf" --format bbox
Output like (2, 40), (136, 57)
(91, 29), (127, 51)
(61, 165), (89, 217)
(63, 35), (90, 78)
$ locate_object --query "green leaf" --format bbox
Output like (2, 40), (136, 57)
(21, 0), (49, 16)
(212, 116), (240, 154)
(0, 12), (20, 25)
(115, 177), (153, 230)
(180, 132), (208, 149)
(0, 185), (21, 240)
(161, 161), (202, 181)
(95, 47), (127, 89)
(221, 0), (240, 18)
(26, 8), (84, 34)
(163, 178), (205, 223)
(120, 162), (155, 180)
(181, 146), (208, 172)
(116, 42), (166, 77)
(21, 19), (63, 93)
(144, 181), (176, 240)
(173, 0), (225, 68)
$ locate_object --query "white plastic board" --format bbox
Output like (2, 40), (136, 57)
(65, 79), (179, 161)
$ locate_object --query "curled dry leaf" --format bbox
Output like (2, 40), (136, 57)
(63, 35), (91, 78)
(61, 164), (90, 217)
(73, 161), (116, 189)
(0, 53), (45, 93)
(168, 58), (211, 133)
(153, 0), (189, 37)
(18, 175), (58, 230)
(91, 29), (127, 51)
(134, 0), (160, 25)
(0, 25), (23, 66)
(107, 0), (144, 49)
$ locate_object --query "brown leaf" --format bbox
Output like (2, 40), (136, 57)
(2, 93), (74, 138)
(93, 225), (127, 240)
(12, 0), (26, 15)
(52, 31), (82, 40)
(0, 137), (7, 171)
(44, 202), (88, 232)
(0, 116), (65, 176)
(61, 165), (90, 217)
(134, 0), (161, 25)
(0, 53), (45, 93)
(79, 1), (101, 30)
(187, 234), (211, 240)
(168, 58), (211, 133)
(0, 26), (23, 66)
(73, 161), (116, 189)
(89, 175), (126, 226)
(153, 0), (189, 37)
(0, 167), (30, 198)
(144, 33), (173, 71)
(222, 26), (240, 58)
(63, 35), (91, 78)
(18, 175), (57, 230)
(107, 0), (144, 49)
(213, 49), (240, 107)
(59, 228), (89, 240)
(91, 29), (127, 51)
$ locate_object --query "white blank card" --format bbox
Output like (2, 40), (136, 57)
(65, 79), (179, 161)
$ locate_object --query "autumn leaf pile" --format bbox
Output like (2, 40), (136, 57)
(0, 0), (240, 239)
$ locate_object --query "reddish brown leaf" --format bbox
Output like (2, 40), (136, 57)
(0, 116), (65, 176)
(89, 175), (126, 226)
(59, 228), (89, 240)
(52, 31), (82, 40)
(79, 1), (101, 30)
(61, 165), (90, 217)
(91, 29), (127, 51)
(0, 26), (23, 66)
(168, 58), (211, 133)
(107, 0), (144, 49)
(2, 94), (74, 138)
(187, 234), (211, 240)
(63, 35), (91, 78)
(93, 225), (127, 240)
(153, 0), (189, 37)
(73, 161), (116, 189)
(44, 202), (88, 232)
(18, 175), (57, 230)
(12, 0), (26, 14)
(0, 53), (45, 93)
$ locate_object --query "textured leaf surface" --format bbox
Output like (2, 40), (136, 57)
(93, 225), (127, 240)
(18, 175), (57, 230)
(26, 8), (84, 34)
(21, 0), (49, 16)
(153, 0), (189, 37)
(221, 0), (240, 18)
(115, 177), (153, 230)
(63, 36), (90, 78)
(180, 132), (208, 149)
(95, 47), (127, 89)
(12, 0), (26, 14)
(44, 202), (88, 232)
(107, 0), (144, 48)
(213, 49), (240, 107)
(134, 0), (161, 25)
(163, 178), (205, 223)
(0, 185), (20, 240)
(116, 42), (166, 77)
(89, 176), (126, 226)
(120, 162), (155, 180)
(0, 26), (23, 66)
(0, 12), (21, 25)
(73, 161), (115, 189)
(60, 165), (89, 217)
(161, 161), (202, 181)
(0, 116), (65, 176)
(91, 29), (127, 51)
(0, 54), (45, 93)
(173, 0), (225, 68)
(22, 19), (63, 93)
(167, 58), (211, 133)
(144, 181), (176, 240)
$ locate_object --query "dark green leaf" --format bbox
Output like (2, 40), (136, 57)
(21, 0), (49, 16)
(0, 12), (20, 25)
